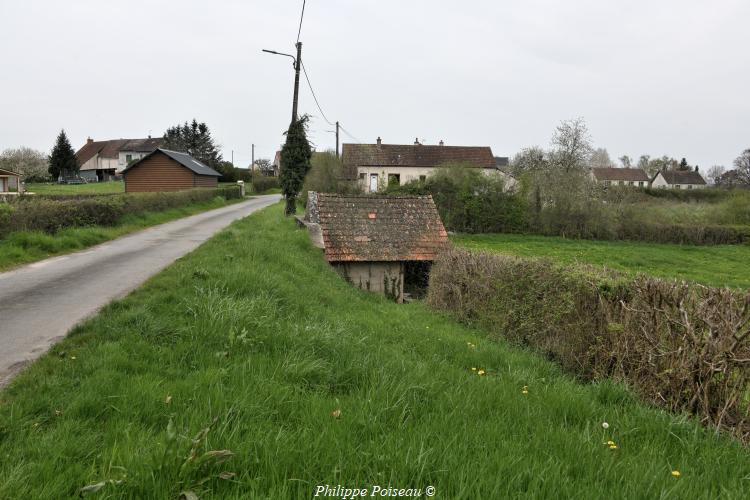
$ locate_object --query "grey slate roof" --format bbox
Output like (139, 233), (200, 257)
(122, 149), (221, 177)
(658, 169), (707, 185)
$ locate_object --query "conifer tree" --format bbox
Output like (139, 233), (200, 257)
(280, 116), (313, 215)
(162, 119), (222, 169)
(48, 129), (78, 180)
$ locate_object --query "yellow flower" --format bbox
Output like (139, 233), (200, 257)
(607, 440), (615, 446)
(165, 395), (172, 405)
(671, 470), (681, 477)
(609, 445), (618, 450)
(477, 370), (486, 376)
(471, 367), (477, 371)
(70, 356), (76, 360)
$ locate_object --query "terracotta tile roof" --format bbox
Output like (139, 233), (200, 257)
(341, 143), (496, 179)
(75, 137), (163, 166)
(315, 194), (449, 262)
(592, 167), (650, 182)
(659, 169), (707, 185)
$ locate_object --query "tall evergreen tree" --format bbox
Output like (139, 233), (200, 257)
(48, 129), (78, 180)
(280, 116), (313, 215)
(162, 119), (222, 169)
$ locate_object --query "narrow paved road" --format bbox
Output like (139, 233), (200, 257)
(0, 194), (280, 386)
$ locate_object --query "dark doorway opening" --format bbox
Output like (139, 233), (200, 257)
(403, 261), (432, 300)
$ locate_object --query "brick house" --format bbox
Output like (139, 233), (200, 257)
(301, 192), (449, 302)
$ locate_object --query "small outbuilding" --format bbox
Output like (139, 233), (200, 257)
(302, 192), (449, 302)
(122, 148), (220, 193)
(0, 168), (22, 195)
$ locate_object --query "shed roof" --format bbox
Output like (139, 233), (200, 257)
(592, 167), (650, 182)
(122, 149), (221, 177)
(0, 168), (21, 176)
(658, 169), (707, 185)
(313, 194), (449, 262)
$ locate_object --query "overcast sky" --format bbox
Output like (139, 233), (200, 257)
(1, 0), (748, 169)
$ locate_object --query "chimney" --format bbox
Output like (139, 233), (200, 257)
(414, 137), (420, 145)
(147, 134), (152, 139)
(695, 165), (699, 172)
(376, 136), (382, 145)
(439, 140), (444, 146)
(87, 137), (93, 144)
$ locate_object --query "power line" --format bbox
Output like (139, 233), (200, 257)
(339, 124), (363, 143)
(296, 0), (306, 43)
(301, 61), (334, 126)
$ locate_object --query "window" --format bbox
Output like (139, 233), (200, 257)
(388, 173), (400, 186)
(359, 173), (366, 181)
(604, 180), (611, 187)
(419, 175), (426, 182)
(638, 181), (644, 187)
(687, 184), (693, 189)
(126, 154), (133, 163)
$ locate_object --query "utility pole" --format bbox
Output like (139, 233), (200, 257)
(251, 144), (255, 173)
(291, 42), (302, 124)
(335, 121), (340, 158)
(231, 150), (234, 167)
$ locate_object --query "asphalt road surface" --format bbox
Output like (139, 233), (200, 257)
(0, 194), (280, 386)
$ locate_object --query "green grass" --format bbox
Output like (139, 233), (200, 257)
(454, 233), (750, 289)
(25, 181), (125, 195)
(1, 205), (748, 498)
(0, 196), (240, 272)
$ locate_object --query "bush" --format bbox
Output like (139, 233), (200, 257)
(428, 248), (750, 443)
(301, 151), (360, 202)
(251, 175), (280, 193)
(0, 187), (241, 239)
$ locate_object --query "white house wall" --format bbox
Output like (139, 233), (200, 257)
(356, 166), (505, 192)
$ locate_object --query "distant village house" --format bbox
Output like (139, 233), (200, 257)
(301, 192), (449, 303)
(75, 137), (163, 182)
(591, 167), (650, 187)
(342, 138), (508, 192)
(651, 168), (707, 189)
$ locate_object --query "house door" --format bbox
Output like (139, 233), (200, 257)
(369, 174), (378, 193)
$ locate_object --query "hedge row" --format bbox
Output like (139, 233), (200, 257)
(251, 175), (280, 193)
(0, 187), (242, 239)
(428, 248), (750, 443)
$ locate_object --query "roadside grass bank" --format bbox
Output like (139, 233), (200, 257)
(0, 196), (241, 271)
(453, 233), (750, 288)
(1, 205), (749, 498)
(25, 181), (125, 195)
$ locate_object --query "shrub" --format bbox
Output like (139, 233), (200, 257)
(251, 175), (280, 194)
(0, 187), (241, 239)
(428, 248), (750, 443)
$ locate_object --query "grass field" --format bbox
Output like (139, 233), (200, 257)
(1, 204), (748, 498)
(454, 233), (750, 289)
(25, 181), (125, 195)
(0, 196), (240, 272)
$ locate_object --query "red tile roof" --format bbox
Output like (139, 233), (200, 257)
(75, 138), (163, 166)
(592, 167), (650, 182)
(341, 143), (496, 179)
(315, 194), (449, 262)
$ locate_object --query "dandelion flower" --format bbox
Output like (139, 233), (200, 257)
(602, 422), (609, 429)
(471, 367), (477, 371)
(331, 409), (342, 419)
(607, 441), (615, 446)
(671, 470), (681, 477)
(165, 395), (172, 405)
(70, 356), (76, 360)
(477, 369), (486, 376)
(609, 445), (618, 450)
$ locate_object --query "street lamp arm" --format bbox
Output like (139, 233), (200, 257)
(262, 49), (296, 66)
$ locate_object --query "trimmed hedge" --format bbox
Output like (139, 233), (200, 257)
(251, 175), (280, 193)
(0, 187), (241, 239)
(428, 248), (750, 443)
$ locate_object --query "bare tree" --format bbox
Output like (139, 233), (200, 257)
(0, 146), (50, 182)
(253, 158), (274, 176)
(590, 148), (613, 169)
(619, 155), (633, 168)
(734, 149), (750, 185)
(550, 118), (593, 173)
(706, 165), (726, 185)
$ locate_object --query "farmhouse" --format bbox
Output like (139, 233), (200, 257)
(302, 192), (449, 302)
(342, 138), (499, 192)
(0, 168), (23, 196)
(651, 168), (707, 189)
(76, 137), (163, 182)
(591, 167), (650, 187)
(122, 149), (220, 193)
